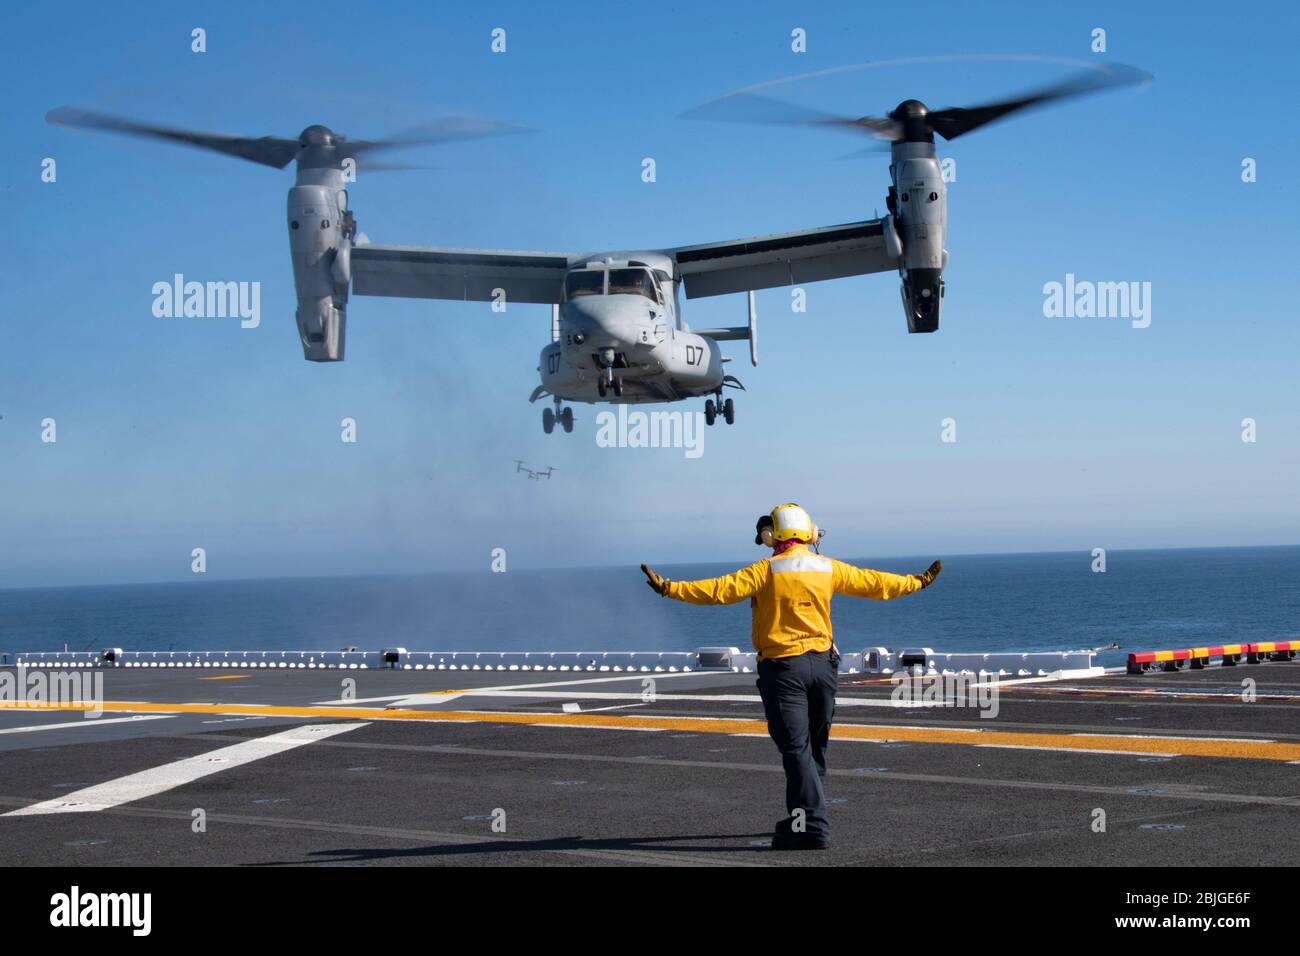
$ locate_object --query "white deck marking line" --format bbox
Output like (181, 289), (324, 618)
(313, 670), (720, 707)
(1069, 733), (1276, 744)
(558, 702), (649, 715)
(390, 689), (999, 709)
(973, 743), (1181, 757)
(3, 722), (366, 816)
(846, 723), (982, 733)
(535, 723), (666, 733)
(314, 668), (1099, 709)
(0, 715), (172, 735)
(961, 669), (1110, 690)
(370, 670), (1103, 710)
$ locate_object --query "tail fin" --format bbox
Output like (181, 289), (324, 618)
(693, 290), (758, 367)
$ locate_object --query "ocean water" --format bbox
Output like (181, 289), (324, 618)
(1, 547), (1297, 669)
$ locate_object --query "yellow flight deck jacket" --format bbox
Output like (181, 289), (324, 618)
(664, 543), (924, 661)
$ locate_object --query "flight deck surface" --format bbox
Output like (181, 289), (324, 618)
(2, 663), (1297, 866)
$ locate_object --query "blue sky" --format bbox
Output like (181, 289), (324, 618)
(2, 0), (1298, 587)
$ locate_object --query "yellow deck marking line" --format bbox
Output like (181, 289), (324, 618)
(3, 699), (1300, 763)
(198, 675), (250, 681)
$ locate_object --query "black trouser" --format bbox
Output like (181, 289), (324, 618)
(755, 649), (838, 838)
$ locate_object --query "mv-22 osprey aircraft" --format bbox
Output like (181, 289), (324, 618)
(47, 63), (1145, 434)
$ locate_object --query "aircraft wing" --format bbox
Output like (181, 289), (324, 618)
(668, 219), (898, 299)
(350, 244), (573, 304)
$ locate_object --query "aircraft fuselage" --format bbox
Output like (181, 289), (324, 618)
(538, 253), (728, 405)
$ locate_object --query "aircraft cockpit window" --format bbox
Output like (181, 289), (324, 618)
(565, 270), (605, 299)
(607, 268), (657, 301)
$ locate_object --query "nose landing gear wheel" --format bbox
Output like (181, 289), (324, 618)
(723, 397), (735, 425)
(542, 407), (555, 434)
(560, 407), (574, 433)
(598, 370), (623, 399)
(704, 399), (716, 426)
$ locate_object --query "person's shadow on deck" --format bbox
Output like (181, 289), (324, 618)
(250, 832), (781, 865)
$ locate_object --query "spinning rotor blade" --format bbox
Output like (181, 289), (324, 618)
(47, 107), (532, 169)
(923, 62), (1150, 140)
(679, 92), (892, 136)
(45, 106), (299, 168)
(684, 61), (1149, 144)
(833, 143), (894, 160)
(349, 160), (445, 172)
(344, 114), (532, 157)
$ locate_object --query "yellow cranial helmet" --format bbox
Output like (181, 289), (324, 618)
(770, 503), (817, 543)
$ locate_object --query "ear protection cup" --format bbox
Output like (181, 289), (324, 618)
(760, 527), (776, 548)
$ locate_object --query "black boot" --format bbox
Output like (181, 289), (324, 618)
(771, 818), (830, 850)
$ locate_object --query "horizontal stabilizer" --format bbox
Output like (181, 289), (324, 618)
(694, 327), (748, 341)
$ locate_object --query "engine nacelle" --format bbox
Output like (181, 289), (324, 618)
(901, 268), (943, 333)
(296, 295), (347, 362)
(891, 148), (947, 334)
(287, 171), (350, 361)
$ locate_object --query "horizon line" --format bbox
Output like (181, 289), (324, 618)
(3, 541), (1298, 595)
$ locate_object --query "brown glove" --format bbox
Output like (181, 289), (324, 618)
(916, 560), (942, 589)
(641, 564), (670, 596)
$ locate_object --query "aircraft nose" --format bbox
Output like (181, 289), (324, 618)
(563, 298), (626, 346)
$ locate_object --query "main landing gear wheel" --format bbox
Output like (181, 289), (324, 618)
(597, 378), (607, 398)
(704, 394), (736, 426)
(542, 407), (555, 434)
(560, 406), (574, 433)
(612, 376), (624, 397)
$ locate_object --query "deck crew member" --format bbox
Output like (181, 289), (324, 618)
(641, 503), (941, 850)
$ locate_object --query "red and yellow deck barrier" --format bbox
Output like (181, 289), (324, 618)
(1127, 641), (1299, 674)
